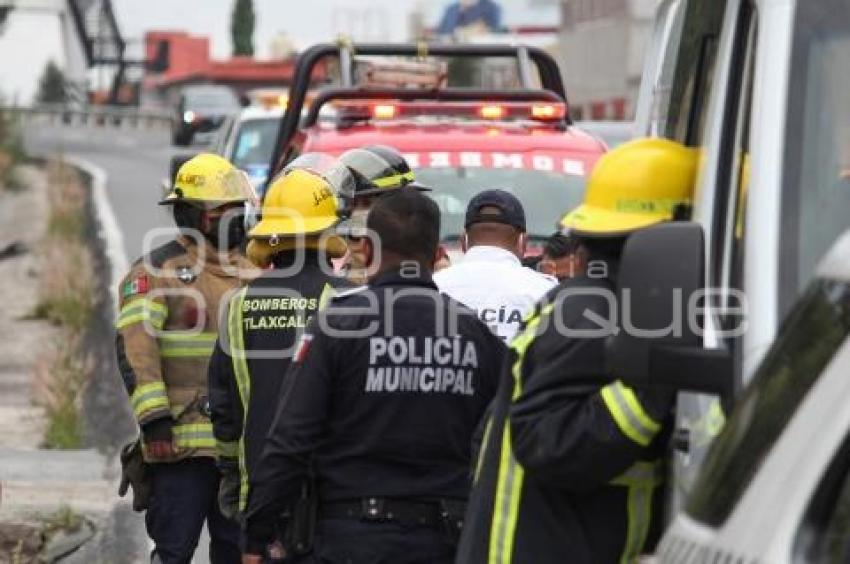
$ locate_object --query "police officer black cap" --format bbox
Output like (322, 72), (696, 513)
(464, 189), (527, 232)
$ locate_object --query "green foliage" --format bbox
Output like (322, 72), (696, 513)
(0, 92), (25, 191)
(42, 506), (84, 535)
(31, 163), (94, 449)
(37, 60), (67, 105)
(231, 0), (255, 56)
(43, 396), (82, 449)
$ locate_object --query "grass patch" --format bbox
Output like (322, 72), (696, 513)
(31, 160), (95, 449)
(34, 344), (89, 449)
(0, 106), (25, 191)
(41, 506), (85, 537)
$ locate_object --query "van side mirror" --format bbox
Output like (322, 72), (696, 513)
(607, 222), (734, 403)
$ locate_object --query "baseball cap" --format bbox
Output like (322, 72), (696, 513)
(464, 189), (526, 231)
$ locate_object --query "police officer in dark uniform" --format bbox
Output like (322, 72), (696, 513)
(242, 189), (506, 563)
(208, 154), (353, 532)
(456, 138), (697, 564)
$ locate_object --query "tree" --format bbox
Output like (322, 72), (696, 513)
(231, 0), (255, 57)
(36, 61), (67, 105)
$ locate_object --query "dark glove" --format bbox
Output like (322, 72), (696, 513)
(218, 457), (241, 521)
(118, 439), (151, 512)
(142, 418), (175, 459)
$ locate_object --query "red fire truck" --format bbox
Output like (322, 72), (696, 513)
(267, 43), (608, 246)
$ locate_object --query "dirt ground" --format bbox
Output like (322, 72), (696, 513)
(0, 165), (146, 563)
(0, 166), (55, 449)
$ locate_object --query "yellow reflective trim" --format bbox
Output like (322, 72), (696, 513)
(217, 440), (239, 458)
(133, 397), (170, 419)
(488, 303), (554, 564)
(159, 348), (215, 358)
(130, 382), (169, 418)
(611, 461), (660, 563)
(173, 423), (216, 449)
(116, 299), (167, 330)
(372, 171), (415, 189)
(158, 332), (218, 342)
(474, 416), (493, 484)
(158, 332), (218, 358)
(318, 283), (336, 311)
(228, 288), (252, 511)
(619, 384), (661, 435)
(601, 381), (659, 447)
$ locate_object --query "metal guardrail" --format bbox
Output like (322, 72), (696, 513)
(1, 104), (173, 130)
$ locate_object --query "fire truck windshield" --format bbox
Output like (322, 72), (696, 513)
(416, 166), (586, 241)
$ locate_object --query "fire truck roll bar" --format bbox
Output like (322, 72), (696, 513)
(302, 87), (566, 129)
(269, 42), (570, 175)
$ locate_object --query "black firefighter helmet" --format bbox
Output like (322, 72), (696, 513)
(338, 145), (431, 198)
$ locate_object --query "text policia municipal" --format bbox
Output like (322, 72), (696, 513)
(366, 336), (479, 396)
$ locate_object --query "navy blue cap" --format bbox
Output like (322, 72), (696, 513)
(464, 189), (526, 232)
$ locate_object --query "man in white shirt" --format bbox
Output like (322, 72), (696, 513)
(434, 189), (556, 342)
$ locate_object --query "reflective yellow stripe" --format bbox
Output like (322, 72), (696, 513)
(173, 422), (216, 449)
(217, 440), (239, 458)
(610, 461), (662, 563)
(601, 381), (661, 447)
(158, 332), (217, 358)
(489, 303), (554, 564)
(116, 299), (167, 330)
(229, 289), (252, 511)
(372, 171), (415, 189)
(318, 283), (336, 311)
(474, 416), (493, 484)
(130, 381), (169, 419)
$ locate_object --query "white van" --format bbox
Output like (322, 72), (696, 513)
(631, 0), (850, 507)
(648, 231), (850, 562)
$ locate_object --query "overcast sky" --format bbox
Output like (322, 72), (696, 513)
(113, 0), (560, 59)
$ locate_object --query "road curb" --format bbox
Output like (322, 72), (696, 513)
(61, 155), (129, 319)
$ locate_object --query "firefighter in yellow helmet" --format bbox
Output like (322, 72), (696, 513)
(208, 154), (353, 557)
(457, 138), (697, 564)
(115, 153), (259, 564)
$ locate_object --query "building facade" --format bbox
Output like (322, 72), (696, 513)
(555, 0), (658, 120)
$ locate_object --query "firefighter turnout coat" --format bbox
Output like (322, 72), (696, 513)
(208, 250), (350, 511)
(116, 236), (256, 463)
(456, 275), (674, 564)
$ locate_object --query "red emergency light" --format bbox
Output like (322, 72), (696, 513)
(336, 101), (568, 125)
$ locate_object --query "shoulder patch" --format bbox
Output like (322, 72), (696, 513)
(293, 334), (314, 363)
(122, 275), (150, 298)
(145, 240), (188, 269)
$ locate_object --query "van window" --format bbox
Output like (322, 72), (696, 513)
(685, 280), (850, 527)
(780, 1), (850, 318)
(663, 0), (728, 144)
(713, 2), (757, 310)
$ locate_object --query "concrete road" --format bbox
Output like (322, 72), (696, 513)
(24, 124), (186, 261)
(22, 124), (217, 563)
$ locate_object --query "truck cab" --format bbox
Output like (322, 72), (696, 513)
(624, 0), (850, 559)
(265, 43), (607, 251)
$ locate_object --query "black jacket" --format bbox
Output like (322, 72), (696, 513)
(243, 269), (506, 553)
(456, 275), (674, 564)
(208, 251), (350, 510)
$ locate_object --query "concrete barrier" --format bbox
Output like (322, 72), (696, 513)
(1, 104), (173, 131)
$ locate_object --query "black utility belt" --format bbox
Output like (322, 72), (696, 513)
(321, 498), (465, 529)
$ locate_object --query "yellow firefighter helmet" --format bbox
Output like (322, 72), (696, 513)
(560, 138), (698, 236)
(160, 153), (256, 208)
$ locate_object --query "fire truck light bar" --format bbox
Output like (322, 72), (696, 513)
(336, 101), (568, 124)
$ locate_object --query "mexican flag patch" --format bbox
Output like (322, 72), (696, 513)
(293, 334), (314, 363)
(122, 275), (149, 298)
